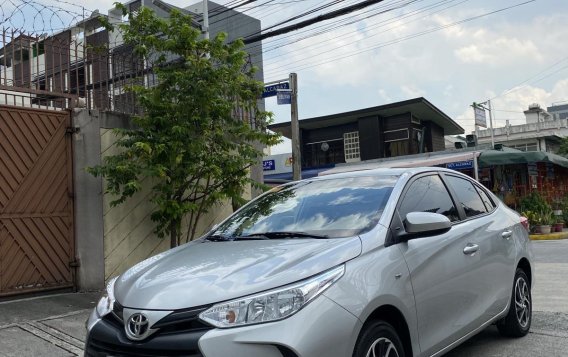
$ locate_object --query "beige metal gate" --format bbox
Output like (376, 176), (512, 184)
(0, 105), (74, 296)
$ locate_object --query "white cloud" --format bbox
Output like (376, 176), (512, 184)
(401, 84), (425, 98)
(378, 89), (392, 102)
(456, 77), (568, 134)
(454, 37), (541, 66)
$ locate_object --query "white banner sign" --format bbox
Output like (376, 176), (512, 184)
(474, 106), (487, 128)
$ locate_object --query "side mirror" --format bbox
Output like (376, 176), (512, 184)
(403, 212), (451, 237)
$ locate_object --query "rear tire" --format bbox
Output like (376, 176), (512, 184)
(497, 268), (531, 337)
(353, 320), (405, 357)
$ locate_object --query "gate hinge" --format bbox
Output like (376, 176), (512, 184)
(69, 259), (81, 268)
(66, 127), (80, 135)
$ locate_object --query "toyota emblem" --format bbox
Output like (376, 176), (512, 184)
(126, 313), (150, 340)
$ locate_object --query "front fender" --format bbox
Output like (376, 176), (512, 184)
(323, 244), (420, 357)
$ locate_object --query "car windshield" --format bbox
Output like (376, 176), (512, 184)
(211, 175), (398, 239)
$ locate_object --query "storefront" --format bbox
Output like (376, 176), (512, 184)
(477, 148), (568, 209)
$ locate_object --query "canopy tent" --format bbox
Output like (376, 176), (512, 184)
(478, 148), (568, 169)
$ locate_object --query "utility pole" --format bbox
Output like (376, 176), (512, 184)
(202, 0), (210, 40)
(487, 99), (495, 149)
(290, 73), (301, 181)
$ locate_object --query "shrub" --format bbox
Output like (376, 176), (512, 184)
(520, 192), (553, 226)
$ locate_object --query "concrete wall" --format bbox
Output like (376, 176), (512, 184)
(72, 109), (105, 291)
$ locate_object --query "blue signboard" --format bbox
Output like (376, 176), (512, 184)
(277, 90), (292, 105)
(263, 159), (275, 171)
(263, 82), (290, 98)
(447, 160), (473, 170)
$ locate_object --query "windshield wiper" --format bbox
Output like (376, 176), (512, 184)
(205, 234), (270, 241)
(242, 231), (329, 239)
(205, 234), (233, 242)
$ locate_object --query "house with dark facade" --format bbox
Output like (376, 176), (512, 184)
(0, 0), (264, 113)
(268, 97), (464, 173)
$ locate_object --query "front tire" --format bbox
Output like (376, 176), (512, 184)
(497, 268), (532, 337)
(354, 320), (405, 357)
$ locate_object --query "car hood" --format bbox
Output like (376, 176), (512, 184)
(114, 237), (362, 310)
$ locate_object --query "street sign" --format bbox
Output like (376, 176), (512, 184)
(277, 89), (292, 105)
(263, 159), (275, 171)
(474, 106), (487, 128)
(262, 82), (290, 98)
(447, 160), (473, 170)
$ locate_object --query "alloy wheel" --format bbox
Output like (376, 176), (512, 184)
(366, 337), (400, 357)
(514, 276), (531, 328)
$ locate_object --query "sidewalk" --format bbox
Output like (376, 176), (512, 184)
(0, 292), (99, 357)
(530, 230), (568, 241)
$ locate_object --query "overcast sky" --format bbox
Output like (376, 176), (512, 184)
(6, 0), (567, 154)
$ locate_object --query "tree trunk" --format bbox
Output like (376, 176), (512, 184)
(170, 220), (178, 248)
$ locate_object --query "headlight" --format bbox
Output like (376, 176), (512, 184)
(199, 265), (344, 328)
(96, 277), (118, 318)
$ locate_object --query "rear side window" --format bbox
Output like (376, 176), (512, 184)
(399, 175), (459, 222)
(445, 175), (488, 218)
(475, 186), (495, 211)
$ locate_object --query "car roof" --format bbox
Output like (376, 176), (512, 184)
(309, 166), (466, 181)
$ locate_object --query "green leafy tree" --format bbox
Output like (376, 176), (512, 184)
(557, 137), (568, 157)
(88, 5), (281, 247)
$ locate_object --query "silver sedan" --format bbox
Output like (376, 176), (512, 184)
(85, 167), (533, 357)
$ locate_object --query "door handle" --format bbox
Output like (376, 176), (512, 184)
(463, 243), (479, 255)
(502, 230), (513, 240)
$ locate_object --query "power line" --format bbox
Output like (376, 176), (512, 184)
(209, 0), (280, 26)
(243, 0), (346, 38)
(490, 55), (568, 101)
(259, 0), (461, 61)
(209, 0), (333, 41)
(205, 0), (258, 21)
(239, 0), (307, 8)
(248, 0), (428, 54)
(243, 0), (386, 45)
(264, 0), (536, 80)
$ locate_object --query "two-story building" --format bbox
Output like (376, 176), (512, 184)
(267, 97), (464, 176)
(476, 103), (568, 153)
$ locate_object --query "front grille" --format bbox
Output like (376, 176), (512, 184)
(152, 305), (212, 334)
(85, 304), (213, 357)
(112, 301), (124, 322)
(86, 338), (203, 357)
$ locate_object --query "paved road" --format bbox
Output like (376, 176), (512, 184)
(0, 240), (566, 356)
(446, 239), (568, 356)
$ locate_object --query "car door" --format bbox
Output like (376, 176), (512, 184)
(442, 174), (516, 318)
(393, 173), (490, 356)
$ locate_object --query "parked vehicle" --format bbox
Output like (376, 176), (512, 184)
(85, 167), (533, 357)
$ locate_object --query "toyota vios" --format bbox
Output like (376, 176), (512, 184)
(85, 167), (533, 357)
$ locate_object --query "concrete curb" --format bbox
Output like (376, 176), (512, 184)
(530, 231), (568, 241)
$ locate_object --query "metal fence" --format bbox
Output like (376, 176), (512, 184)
(0, 26), (152, 114)
(0, 27), (258, 125)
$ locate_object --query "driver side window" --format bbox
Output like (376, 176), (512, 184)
(399, 175), (459, 222)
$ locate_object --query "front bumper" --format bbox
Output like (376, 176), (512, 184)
(85, 295), (361, 357)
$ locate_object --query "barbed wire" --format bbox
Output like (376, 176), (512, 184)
(0, 0), (96, 34)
